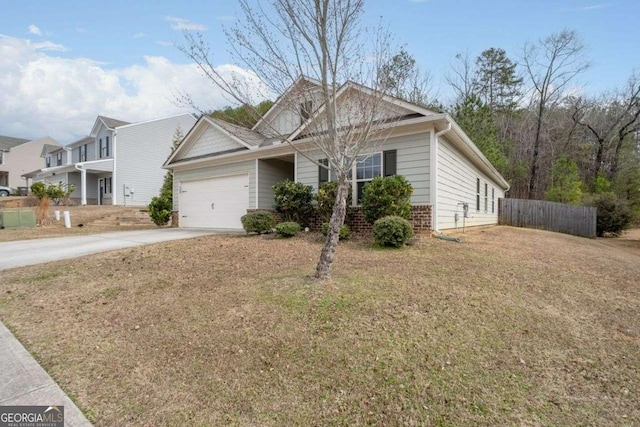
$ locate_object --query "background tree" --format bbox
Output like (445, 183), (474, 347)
(522, 29), (590, 199)
(209, 100), (274, 128)
(378, 48), (439, 109)
(180, 0), (401, 279)
(474, 47), (523, 112)
(544, 156), (584, 204)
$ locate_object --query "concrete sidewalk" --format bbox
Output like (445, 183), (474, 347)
(0, 321), (92, 426)
(0, 228), (228, 270)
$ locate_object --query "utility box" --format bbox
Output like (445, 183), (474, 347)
(0, 210), (36, 229)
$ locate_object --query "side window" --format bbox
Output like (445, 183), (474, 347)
(318, 158), (329, 188)
(484, 182), (488, 212)
(476, 178), (480, 211)
(383, 150), (397, 176)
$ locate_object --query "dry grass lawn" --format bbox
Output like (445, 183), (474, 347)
(0, 226), (638, 426)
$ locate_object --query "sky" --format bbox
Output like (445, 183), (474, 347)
(0, 0), (637, 143)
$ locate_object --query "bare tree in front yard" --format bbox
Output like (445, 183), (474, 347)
(179, 0), (403, 279)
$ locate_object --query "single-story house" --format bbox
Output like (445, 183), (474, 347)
(164, 77), (509, 231)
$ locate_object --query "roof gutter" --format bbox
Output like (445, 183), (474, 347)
(431, 120), (452, 233)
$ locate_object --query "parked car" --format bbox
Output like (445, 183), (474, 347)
(0, 186), (14, 196)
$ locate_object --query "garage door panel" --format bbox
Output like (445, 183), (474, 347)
(180, 174), (249, 229)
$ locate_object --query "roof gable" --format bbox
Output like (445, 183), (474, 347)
(166, 116), (257, 165)
(90, 115), (130, 137)
(0, 135), (30, 150)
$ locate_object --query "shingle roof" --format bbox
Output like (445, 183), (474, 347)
(209, 118), (271, 147)
(98, 116), (130, 129)
(0, 135), (30, 150)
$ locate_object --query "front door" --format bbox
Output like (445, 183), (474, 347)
(98, 178), (104, 205)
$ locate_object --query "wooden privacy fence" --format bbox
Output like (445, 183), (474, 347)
(499, 198), (597, 238)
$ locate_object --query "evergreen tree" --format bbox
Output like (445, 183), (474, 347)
(474, 48), (522, 112)
(209, 100), (274, 128)
(453, 94), (508, 174)
(545, 156), (584, 205)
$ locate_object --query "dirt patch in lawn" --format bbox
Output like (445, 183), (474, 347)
(1, 226), (639, 426)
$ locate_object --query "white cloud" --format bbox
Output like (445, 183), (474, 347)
(0, 35), (266, 142)
(155, 40), (174, 47)
(28, 25), (43, 36)
(165, 16), (207, 31)
(131, 32), (146, 39)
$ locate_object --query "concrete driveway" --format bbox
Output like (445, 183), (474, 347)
(0, 228), (231, 270)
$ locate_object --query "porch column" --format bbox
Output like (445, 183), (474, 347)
(80, 169), (87, 205)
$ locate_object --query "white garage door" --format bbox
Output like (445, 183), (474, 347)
(179, 174), (249, 229)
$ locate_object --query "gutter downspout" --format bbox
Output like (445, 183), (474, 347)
(74, 164), (87, 205)
(430, 119), (452, 234)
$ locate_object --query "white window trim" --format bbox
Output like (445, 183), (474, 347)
(348, 152), (383, 206)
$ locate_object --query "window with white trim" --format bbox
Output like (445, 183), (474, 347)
(104, 177), (112, 194)
(476, 178), (481, 211)
(100, 136), (110, 158)
(348, 153), (382, 203)
(79, 144), (87, 162)
(46, 156), (51, 168)
(484, 182), (488, 213)
(56, 152), (63, 166)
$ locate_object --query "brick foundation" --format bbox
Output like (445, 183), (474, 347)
(245, 205), (432, 234)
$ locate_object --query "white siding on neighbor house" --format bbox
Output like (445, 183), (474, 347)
(95, 128), (113, 160)
(437, 136), (504, 230)
(257, 159), (294, 209)
(173, 160), (257, 212)
(295, 132), (431, 204)
(72, 141), (97, 163)
(116, 115), (197, 207)
(182, 124), (245, 159)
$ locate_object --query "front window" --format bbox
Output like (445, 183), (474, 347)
(100, 137), (110, 158)
(79, 144), (87, 162)
(104, 177), (112, 194)
(348, 153), (382, 203)
(56, 152), (62, 166)
(46, 156), (51, 168)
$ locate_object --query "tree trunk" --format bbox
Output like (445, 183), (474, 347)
(527, 101), (545, 199)
(315, 177), (349, 280)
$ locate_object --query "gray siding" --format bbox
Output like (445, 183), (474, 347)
(72, 141), (97, 163)
(295, 132), (430, 204)
(257, 159), (294, 209)
(182, 124), (243, 158)
(437, 136), (504, 230)
(173, 160), (256, 211)
(116, 114), (196, 206)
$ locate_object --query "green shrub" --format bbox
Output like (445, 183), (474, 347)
(321, 222), (351, 240)
(275, 221), (301, 238)
(272, 180), (315, 224)
(585, 193), (633, 237)
(241, 211), (276, 234)
(316, 181), (352, 221)
(373, 215), (414, 248)
(148, 195), (172, 226)
(361, 175), (413, 224)
(30, 182), (46, 198)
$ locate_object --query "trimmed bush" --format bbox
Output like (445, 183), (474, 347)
(585, 193), (633, 237)
(148, 195), (172, 226)
(373, 215), (414, 248)
(275, 221), (301, 238)
(362, 175), (413, 224)
(316, 181), (352, 221)
(321, 222), (351, 240)
(241, 211), (276, 234)
(30, 182), (46, 198)
(272, 180), (315, 224)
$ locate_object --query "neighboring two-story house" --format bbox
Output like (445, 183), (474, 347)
(0, 135), (61, 189)
(164, 77), (510, 231)
(35, 114), (196, 206)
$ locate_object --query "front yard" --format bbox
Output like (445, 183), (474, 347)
(1, 226), (638, 426)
